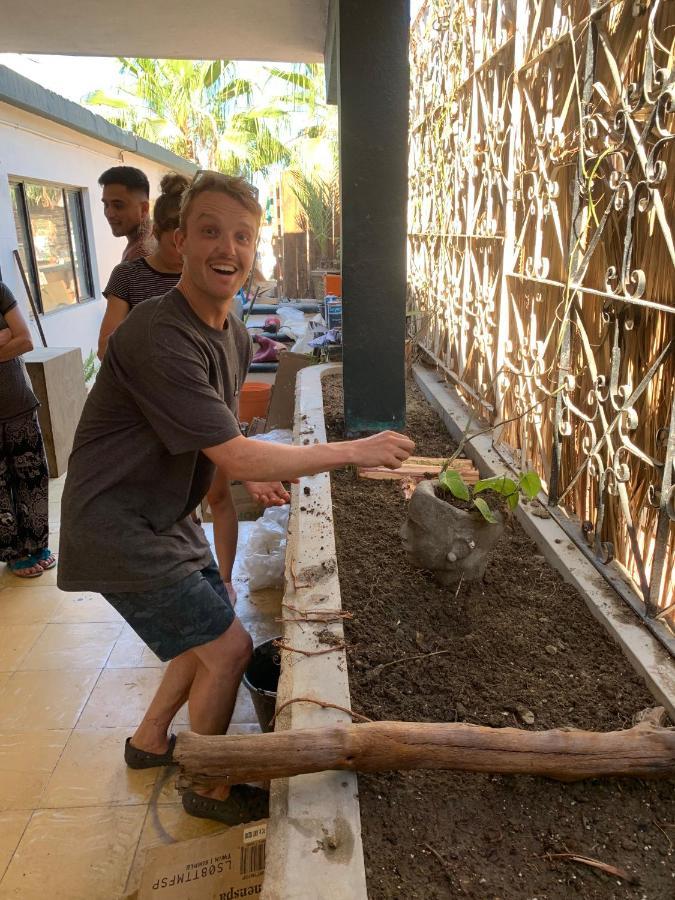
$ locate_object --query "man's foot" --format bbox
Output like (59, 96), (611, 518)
(124, 734), (177, 769)
(8, 556), (44, 578)
(182, 785), (269, 824)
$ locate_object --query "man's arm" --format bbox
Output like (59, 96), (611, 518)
(202, 430), (414, 482)
(98, 295), (131, 360)
(206, 470), (238, 604)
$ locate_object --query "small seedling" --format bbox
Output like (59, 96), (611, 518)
(83, 349), (99, 385)
(438, 468), (542, 523)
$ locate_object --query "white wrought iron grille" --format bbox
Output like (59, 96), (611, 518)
(409, 0), (675, 628)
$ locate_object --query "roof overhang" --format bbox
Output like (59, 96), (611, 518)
(0, 0), (330, 63)
(0, 65), (199, 174)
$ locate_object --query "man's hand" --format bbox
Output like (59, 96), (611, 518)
(349, 430), (415, 469)
(243, 481), (291, 507)
(225, 581), (238, 606)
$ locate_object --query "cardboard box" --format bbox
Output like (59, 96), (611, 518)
(132, 821), (268, 900)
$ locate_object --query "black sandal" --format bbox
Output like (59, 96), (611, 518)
(124, 734), (176, 769)
(182, 785), (269, 824)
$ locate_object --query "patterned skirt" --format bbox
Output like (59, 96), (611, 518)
(0, 411), (49, 562)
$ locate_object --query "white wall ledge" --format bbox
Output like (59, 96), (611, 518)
(262, 363), (368, 900)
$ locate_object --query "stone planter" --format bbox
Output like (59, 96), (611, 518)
(400, 479), (505, 586)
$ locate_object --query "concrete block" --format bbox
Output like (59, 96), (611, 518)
(24, 347), (86, 477)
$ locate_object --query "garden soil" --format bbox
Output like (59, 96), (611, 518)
(323, 371), (675, 900)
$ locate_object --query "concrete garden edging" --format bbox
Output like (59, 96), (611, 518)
(261, 363), (368, 900)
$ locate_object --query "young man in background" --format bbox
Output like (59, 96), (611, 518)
(98, 165), (156, 261)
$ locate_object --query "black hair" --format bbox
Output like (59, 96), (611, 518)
(98, 166), (150, 198)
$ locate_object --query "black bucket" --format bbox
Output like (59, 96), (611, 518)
(243, 637), (281, 733)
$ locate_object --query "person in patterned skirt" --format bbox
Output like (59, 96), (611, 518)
(0, 281), (55, 578)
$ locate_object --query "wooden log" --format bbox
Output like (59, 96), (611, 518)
(358, 457), (479, 483)
(175, 720), (675, 788)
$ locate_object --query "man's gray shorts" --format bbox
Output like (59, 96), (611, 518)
(103, 559), (235, 662)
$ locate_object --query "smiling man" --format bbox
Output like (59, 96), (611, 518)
(58, 172), (414, 824)
(98, 166), (156, 261)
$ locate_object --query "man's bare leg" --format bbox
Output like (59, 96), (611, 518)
(187, 618), (253, 799)
(131, 620), (251, 758)
(130, 651), (199, 754)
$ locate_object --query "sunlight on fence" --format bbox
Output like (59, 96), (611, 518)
(409, 0), (675, 620)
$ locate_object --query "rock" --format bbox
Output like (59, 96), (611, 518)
(514, 703), (535, 725)
(632, 706), (668, 727)
(455, 702), (467, 718)
(545, 644), (558, 655)
(621, 837), (638, 851)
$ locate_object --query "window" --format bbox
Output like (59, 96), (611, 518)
(10, 180), (94, 314)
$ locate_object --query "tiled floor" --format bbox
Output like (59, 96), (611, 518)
(0, 474), (282, 899)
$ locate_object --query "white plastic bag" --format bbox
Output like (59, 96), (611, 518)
(276, 306), (306, 325)
(249, 429), (294, 445)
(241, 504), (290, 591)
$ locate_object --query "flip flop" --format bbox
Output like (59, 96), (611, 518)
(124, 734), (177, 769)
(35, 549), (57, 571)
(182, 785), (269, 825)
(7, 556), (44, 578)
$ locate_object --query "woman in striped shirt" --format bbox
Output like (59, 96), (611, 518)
(97, 172), (190, 358)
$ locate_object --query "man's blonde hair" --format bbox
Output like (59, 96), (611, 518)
(179, 171), (263, 230)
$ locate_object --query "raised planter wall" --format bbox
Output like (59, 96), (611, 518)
(261, 363), (367, 900)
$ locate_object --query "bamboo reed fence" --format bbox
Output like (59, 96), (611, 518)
(408, 0), (675, 630)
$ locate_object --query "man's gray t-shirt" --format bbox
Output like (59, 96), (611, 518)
(57, 288), (252, 592)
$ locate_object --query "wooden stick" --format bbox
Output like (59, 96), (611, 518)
(13, 249), (47, 348)
(371, 648), (455, 674)
(358, 457), (479, 483)
(274, 639), (345, 656)
(270, 696), (373, 726)
(175, 721), (675, 787)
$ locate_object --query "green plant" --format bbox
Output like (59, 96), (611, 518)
(83, 350), (99, 385)
(85, 58), (291, 177)
(290, 168), (340, 261)
(438, 469), (542, 523)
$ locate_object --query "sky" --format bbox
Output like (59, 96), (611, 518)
(0, 53), (122, 104)
(0, 53), (287, 106)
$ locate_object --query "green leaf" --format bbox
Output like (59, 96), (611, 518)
(519, 471), (542, 500)
(203, 60), (222, 88)
(473, 497), (498, 523)
(439, 469), (470, 501)
(507, 491), (520, 511)
(474, 475), (517, 497)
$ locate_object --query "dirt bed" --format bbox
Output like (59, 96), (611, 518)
(323, 371), (675, 900)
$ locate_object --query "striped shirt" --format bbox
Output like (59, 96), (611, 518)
(103, 258), (181, 311)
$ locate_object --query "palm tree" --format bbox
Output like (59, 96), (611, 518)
(265, 63), (338, 161)
(85, 58), (291, 176)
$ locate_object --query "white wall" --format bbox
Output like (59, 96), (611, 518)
(0, 101), (180, 358)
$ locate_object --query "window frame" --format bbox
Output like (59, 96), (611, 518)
(9, 177), (95, 314)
